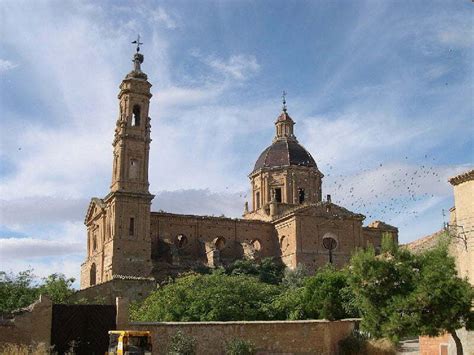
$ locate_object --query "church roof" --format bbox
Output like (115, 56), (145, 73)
(449, 169), (474, 186)
(252, 139), (317, 174)
(272, 201), (366, 222)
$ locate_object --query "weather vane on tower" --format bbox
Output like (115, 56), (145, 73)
(131, 34), (143, 53)
(282, 91), (288, 112)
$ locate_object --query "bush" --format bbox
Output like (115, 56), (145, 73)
(167, 330), (196, 355)
(225, 338), (256, 355)
(338, 330), (368, 355)
(131, 273), (280, 321)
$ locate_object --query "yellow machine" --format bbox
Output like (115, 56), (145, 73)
(107, 330), (152, 355)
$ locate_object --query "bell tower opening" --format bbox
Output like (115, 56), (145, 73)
(132, 105), (141, 126)
(273, 187), (282, 203)
(298, 188), (305, 204)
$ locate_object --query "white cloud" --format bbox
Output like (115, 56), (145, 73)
(0, 59), (18, 72)
(0, 238), (83, 259)
(0, 197), (88, 226)
(198, 53), (260, 81)
(152, 189), (247, 218)
(150, 7), (179, 29)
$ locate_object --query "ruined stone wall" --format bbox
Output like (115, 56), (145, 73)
(0, 296), (52, 347)
(274, 217), (297, 268)
(150, 212), (277, 270)
(69, 278), (156, 304)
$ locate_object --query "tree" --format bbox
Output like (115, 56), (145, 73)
(347, 235), (474, 355)
(0, 269), (38, 314)
(131, 272), (280, 322)
(226, 257), (285, 285)
(38, 273), (76, 303)
(388, 246), (474, 355)
(348, 236), (420, 340)
(0, 270), (76, 314)
(303, 265), (357, 320)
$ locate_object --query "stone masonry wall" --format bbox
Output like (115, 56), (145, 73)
(69, 278), (156, 304)
(130, 319), (356, 355)
(0, 295), (52, 347)
(116, 297), (358, 354)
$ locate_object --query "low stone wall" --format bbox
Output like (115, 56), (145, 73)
(118, 296), (357, 354)
(129, 319), (357, 354)
(0, 295), (52, 347)
(69, 278), (156, 304)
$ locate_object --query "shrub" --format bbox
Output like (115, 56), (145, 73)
(167, 330), (196, 355)
(225, 338), (256, 355)
(338, 330), (368, 355)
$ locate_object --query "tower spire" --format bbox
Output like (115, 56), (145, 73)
(282, 90), (287, 112)
(127, 35), (147, 79)
(131, 34), (143, 53)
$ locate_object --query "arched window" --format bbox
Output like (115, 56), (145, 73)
(280, 235), (289, 252)
(175, 234), (188, 249)
(298, 188), (305, 203)
(214, 237), (226, 250)
(129, 159), (139, 179)
(90, 263), (97, 286)
(132, 105), (141, 126)
(251, 239), (262, 251)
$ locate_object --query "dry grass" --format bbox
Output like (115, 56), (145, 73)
(0, 343), (50, 355)
(365, 339), (397, 355)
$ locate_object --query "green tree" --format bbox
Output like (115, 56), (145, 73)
(270, 286), (306, 320)
(225, 257), (285, 285)
(131, 272), (280, 322)
(303, 265), (356, 320)
(0, 269), (38, 314)
(0, 270), (76, 314)
(38, 273), (76, 303)
(281, 263), (309, 289)
(348, 235), (474, 355)
(347, 236), (419, 340)
(387, 245), (473, 355)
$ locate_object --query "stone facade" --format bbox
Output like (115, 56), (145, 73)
(448, 169), (474, 283)
(80, 50), (398, 291)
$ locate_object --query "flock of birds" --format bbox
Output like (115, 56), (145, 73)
(322, 154), (445, 226)
(227, 154), (449, 227)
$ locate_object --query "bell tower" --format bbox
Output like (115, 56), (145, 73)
(105, 40), (154, 278)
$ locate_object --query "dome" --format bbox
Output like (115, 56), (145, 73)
(252, 139), (317, 173)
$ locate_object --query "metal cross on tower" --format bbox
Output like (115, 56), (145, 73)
(131, 34), (143, 53)
(282, 91), (287, 112)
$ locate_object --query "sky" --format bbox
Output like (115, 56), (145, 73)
(0, 0), (472, 287)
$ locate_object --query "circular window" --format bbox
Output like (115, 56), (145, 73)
(251, 239), (262, 251)
(322, 236), (337, 251)
(175, 234), (188, 249)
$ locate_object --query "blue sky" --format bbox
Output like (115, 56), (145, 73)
(0, 0), (472, 286)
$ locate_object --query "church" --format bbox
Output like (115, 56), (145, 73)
(80, 49), (398, 290)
